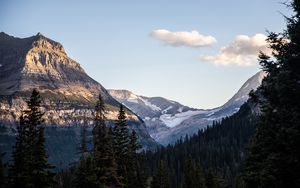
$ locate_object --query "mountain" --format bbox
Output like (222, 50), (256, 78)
(107, 90), (197, 136)
(109, 71), (265, 145)
(0, 32), (158, 167)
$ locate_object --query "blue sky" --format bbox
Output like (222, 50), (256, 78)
(0, 0), (291, 108)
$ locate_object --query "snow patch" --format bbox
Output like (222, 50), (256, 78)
(234, 107), (240, 112)
(162, 106), (173, 114)
(177, 107), (183, 113)
(143, 99), (161, 111)
(122, 94), (161, 111)
(235, 97), (241, 102)
(144, 117), (151, 121)
(159, 110), (206, 128)
(206, 111), (215, 117)
(243, 83), (249, 89)
(127, 98), (139, 104)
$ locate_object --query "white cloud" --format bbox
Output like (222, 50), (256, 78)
(150, 29), (217, 48)
(200, 33), (271, 66)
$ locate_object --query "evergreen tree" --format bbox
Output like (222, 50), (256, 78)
(8, 89), (54, 188)
(151, 160), (170, 188)
(32, 126), (55, 187)
(127, 130), (146, 188)
(8, 114), (28, 187)
(79, 125), (88, 154)
(243, 1), (300, 187)
(93, 93), (122, 188)
(75, 155), (97, 188)
(206, 170), (219, 188)
(0, 150), (5, 188)
(129, 130), (140, 161)
(113, 104), (130, 185)
(74, 124), (96, 188)
(183, 157), (206, 188)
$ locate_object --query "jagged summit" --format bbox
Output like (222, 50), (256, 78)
(0, 32), (66, 55)
(0, 33), (97, 100)
(32, 32), (66, 54)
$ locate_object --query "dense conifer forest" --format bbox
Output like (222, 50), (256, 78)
(143, 102), (256, 188)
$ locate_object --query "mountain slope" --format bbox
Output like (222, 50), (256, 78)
(109, 71), (265, 145)
(0, 32), (158, 167)
(0, 32), (116, 105)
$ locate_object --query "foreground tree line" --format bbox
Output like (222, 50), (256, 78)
(73, 94), (146, 188)
(0, 90), (145, 188)
(1, 0), (300, 187)
(0, 88), (257, 188)
(0, 89), (257, 188)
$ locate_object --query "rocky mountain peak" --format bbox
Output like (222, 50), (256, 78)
(221, 71), (266, 109)
(0, 32), (92, 96)
(32, 32), (66, 55)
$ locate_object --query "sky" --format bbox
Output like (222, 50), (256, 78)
(0, 0), (292, 109)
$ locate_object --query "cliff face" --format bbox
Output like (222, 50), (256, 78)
(0, 32), (158, 167)
(0, 32), (111, 101)
(0, 32), (142, 125)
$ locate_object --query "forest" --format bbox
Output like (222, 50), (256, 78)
(1, 0), (300, 188)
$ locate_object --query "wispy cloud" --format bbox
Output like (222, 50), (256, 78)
(200, 34), (271, 66)
(150, 29), (216, 48)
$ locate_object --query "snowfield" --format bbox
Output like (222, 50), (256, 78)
(159, 110), (207, 128)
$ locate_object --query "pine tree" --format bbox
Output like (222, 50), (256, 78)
(74, 124), (96, 188)
(129, 130), (140, 161)
(28, 89), (54, 187)
(0, 150), (6, 188)
(127, 130), (146, 188)
(32, 126), (55, 186)
(75, 155), (97, 188)
(8, 114), (27, 188)
(93, 93), (122, 188)
(206, 170), (219, 188)
(194, 164), (207, 188)
(8, 89), (54, 188)
(151, 160), (170, 188)
(183, 157), (206, 188)
(243, 1), (300, 187)
(79, 125), (88, 154)
(113, 104), (130, 185)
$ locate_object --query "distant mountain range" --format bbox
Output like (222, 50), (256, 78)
(0, 32), (265, 167)
(0, 32), (157, 167)
(109, 71), (265, 145)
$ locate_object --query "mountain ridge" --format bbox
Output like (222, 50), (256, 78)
(109, 71), (265, 145)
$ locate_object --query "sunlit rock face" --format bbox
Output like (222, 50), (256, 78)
(0, 32), (158, 168)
